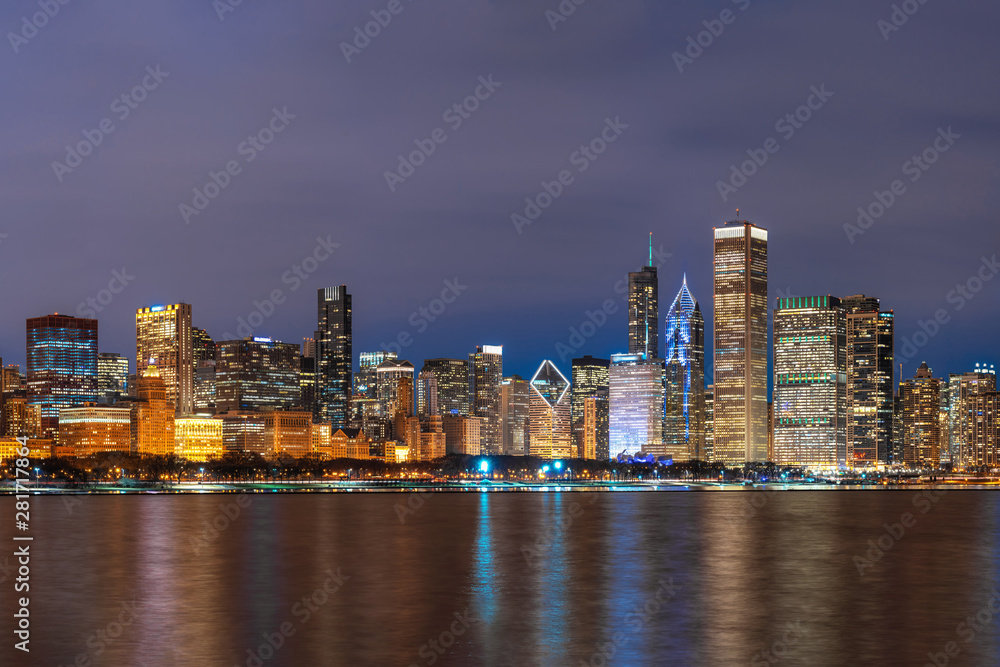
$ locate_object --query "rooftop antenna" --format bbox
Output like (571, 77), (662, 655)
(648, 233), (653, 267)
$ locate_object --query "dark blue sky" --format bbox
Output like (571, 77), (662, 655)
(1, 0), (998, 383)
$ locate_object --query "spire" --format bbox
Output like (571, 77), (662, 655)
(648, 233), (653, 267)
(682, 272), (687, 286)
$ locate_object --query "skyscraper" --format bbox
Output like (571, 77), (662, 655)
(528, 360), (572, 459)
(628, 236), (659, 359)
(356, 351), (397, 400)
(500, 375), (530, 456)
(950, 365), (996, 468)
(843, 295), (895, 466)
(571, 356), (610, 458)
(609, 353), (664, 458)
(713, 218), (768, 463)
(469, 345), (503, 455)
(191, 327), (215, 367)
(316, 286), (352, 428)
(416, 370), (438, 418)
(136, 303), (193, 415)
(423, 358), (470, 415)
(900, 362), (943, 467)
(97, 352), (130, 402)
(663, 277), (705, 461)
(26, 314), (99, 440)
(134, 365), (175, 455)
(772, 296), (847, 468)
(376, 359), (415, 420)
(215, 337), (301, 413)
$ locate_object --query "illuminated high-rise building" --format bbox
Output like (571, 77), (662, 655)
(194, 361), (216, 414)
(422, 359), (470, 415)
(415, 415), (447, 461)
(500, 375), (530, 456)
(951, 365), (996, 468)
(609, 353), (664, 458)
(843, 295), (895, 466)
(26, 314), (99, 440)
(416, 370), (438, 418)
(136, 303), (193, 415)
(581, 395), (605, 460)
(1, 395), (41, 438)
(528, 360), (572, 459)
(704, 385), (714, 462)
(571, 356), (609, 460)
(59, 404), (131, 457)
(772, 296), (847, 468)
(356, 351), (397, 400)
(900, 362), (943, 467)
(299, 355), (317, 419)
(971, 391), (1000, 469)
(191, 327), (215, 368)
(469, 345), (503, 455)
(376, 359), (415, 419)
(712, 218), (768, 463)
(663, 277), (705, 461)
(442, 414), (482, 455)
(97, 353), (130, 403)
(215, 338), (301, 413)
(316, 285), (352, 428)
(628, 236), (659, 359)
(134, 365), (175, 455)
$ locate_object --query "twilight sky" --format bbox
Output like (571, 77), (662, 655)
(1, 0), (998, 383)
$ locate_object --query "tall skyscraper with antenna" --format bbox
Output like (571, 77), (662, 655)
(628, 234), (659, 360)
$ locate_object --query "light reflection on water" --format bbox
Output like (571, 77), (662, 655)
(2, 491), (999, 666)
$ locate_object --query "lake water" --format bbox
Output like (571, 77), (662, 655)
(2, 489), (999, 666)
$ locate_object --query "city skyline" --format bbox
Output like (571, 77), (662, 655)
(1, 4), (996, 390)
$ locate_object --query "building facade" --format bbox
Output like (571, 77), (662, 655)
(316, 286), (352, 428)
(215, 338), (301, 412)
(136, 303), (193, 415)
(422, 359), (470, 416)
(843, 295), (895, 466)
(571, 356), (609, 460)
(528, 360), (572, 459)
(500, 375), (530, 456)
(663, 277), (705, 462)
(712, 219), (768, 463)
(900, 362), (943, 467)
(609, 353), (664, 458)
(27, 314), (99, 440)
(772, 296), (847, 468)
(469, 346), (503, 455)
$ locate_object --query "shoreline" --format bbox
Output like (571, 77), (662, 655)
(0, 480), (990, 494)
